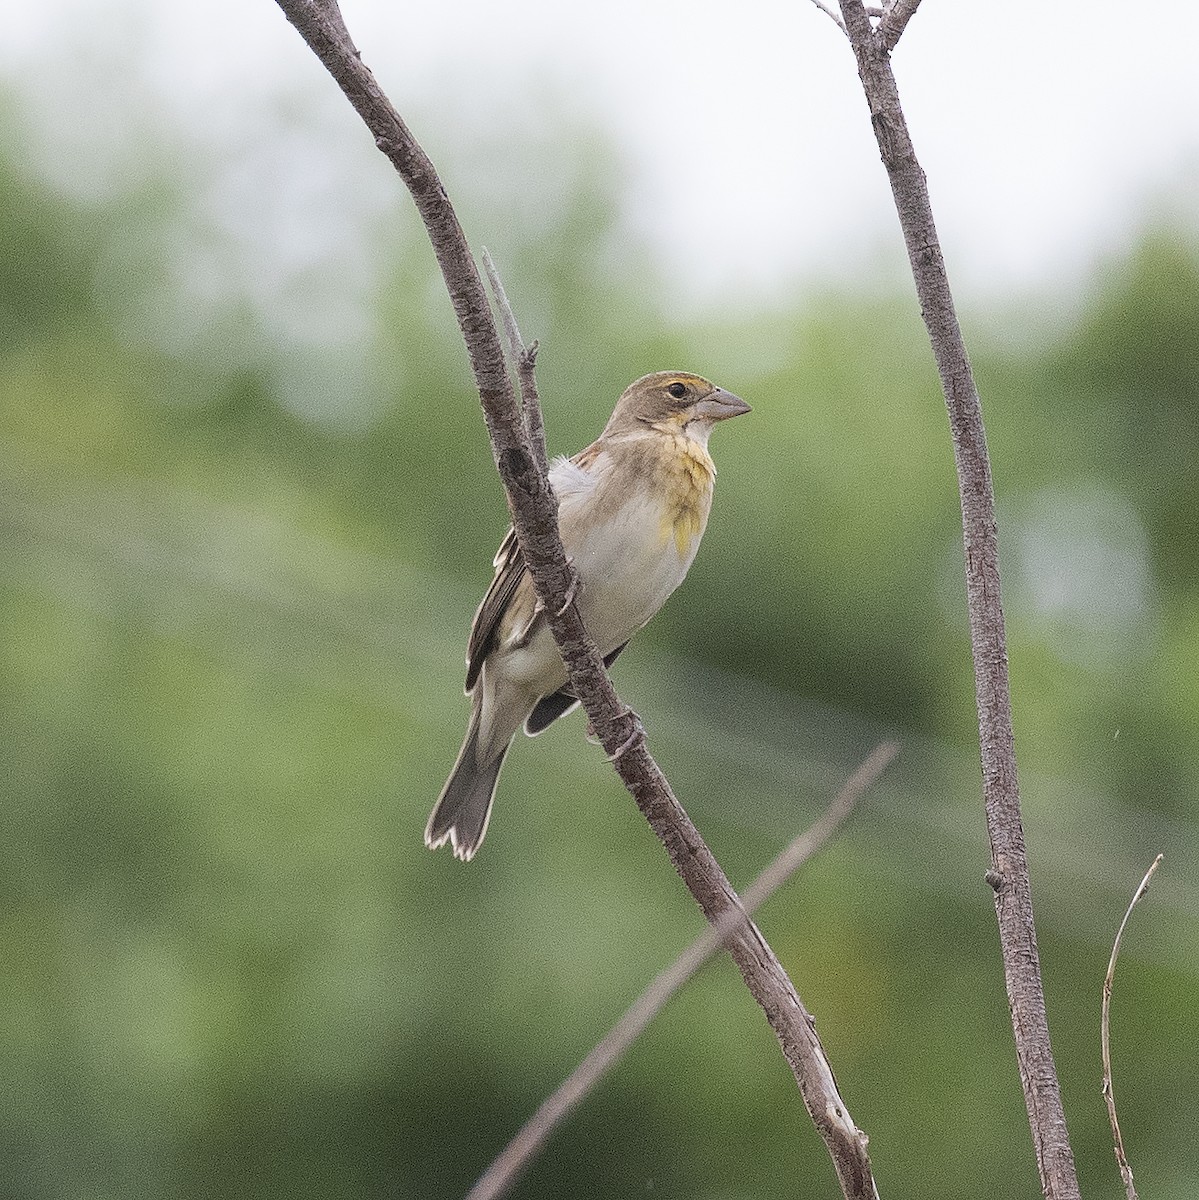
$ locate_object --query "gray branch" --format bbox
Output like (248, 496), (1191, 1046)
(273, 1), (878, 1195)
(468, 742), (897, 1200)
(833, 3), (1080, 1197)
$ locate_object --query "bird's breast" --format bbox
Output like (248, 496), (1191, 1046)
(656, 435), (716, 557)
(559, 436), (715, 651)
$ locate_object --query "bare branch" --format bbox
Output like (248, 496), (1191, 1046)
(1102, 854), (1163, 1200)
(303, 0), (352, 46)
(468, 742), (898, 1200)
(877, 0), (923, 52)
(275, 3), (879, 1196)
(481, 248), (548, 477)
(808, 0), (849, 34)
(834, 2), (1079, 1197)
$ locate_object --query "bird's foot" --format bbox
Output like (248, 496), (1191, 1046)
(606, 709), (645, 762)
(555, 559), (580, 617)
(532, 558), (580, 619)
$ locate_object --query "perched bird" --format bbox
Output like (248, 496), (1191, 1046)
(425, 371), (750, 861)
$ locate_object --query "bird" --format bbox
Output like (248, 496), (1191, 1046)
(425, 371), (751, 861)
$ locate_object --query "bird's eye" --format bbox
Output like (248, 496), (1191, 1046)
(667, 382), (688, 400)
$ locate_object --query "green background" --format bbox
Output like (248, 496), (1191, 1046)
(3, 43), (1198, 1200)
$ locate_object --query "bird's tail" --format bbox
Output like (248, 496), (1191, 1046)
(425, 705), (509, 862)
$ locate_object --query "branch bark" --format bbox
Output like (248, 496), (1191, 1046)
(877, 0), (923, 52)
(832, 5), (1079, 1198)
(274, 2), (878, 1195)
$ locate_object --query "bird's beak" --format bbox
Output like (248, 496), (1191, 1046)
(693, 389), (752, 422)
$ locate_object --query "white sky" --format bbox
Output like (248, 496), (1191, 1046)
(2, 0), (1197, 311)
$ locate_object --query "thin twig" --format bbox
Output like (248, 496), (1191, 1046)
(481, 248), (548, 477)
(468, 742), (898, 1200)
(1102, 853), (1162, 1200)
(808, 0), (848, 35)
(514, 341), (545, 478)
(876, 0), (923, 52)
(274, 3), (879, 1196)
(833, 3), (1079, 1197)
(481, 247), (526, 368)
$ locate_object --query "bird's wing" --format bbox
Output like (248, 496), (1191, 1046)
(465, 525), (533, 692)
(464, 440), (604, 693)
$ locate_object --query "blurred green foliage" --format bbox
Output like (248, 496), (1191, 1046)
(2, 98), (1198, 1200)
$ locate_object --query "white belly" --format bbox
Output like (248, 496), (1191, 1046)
(571, 498), (696, 652)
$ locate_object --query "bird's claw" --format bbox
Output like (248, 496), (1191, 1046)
(555, 559), (580, 617)
(606, 710), (645, 762)
(531, 558), (580, 619)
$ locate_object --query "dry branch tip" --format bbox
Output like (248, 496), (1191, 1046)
(1101, 853), (1163, 1200)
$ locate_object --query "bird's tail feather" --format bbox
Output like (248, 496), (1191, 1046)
(425, 706), (509, 861)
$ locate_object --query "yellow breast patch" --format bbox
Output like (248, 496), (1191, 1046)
(656, 435), (716, 556)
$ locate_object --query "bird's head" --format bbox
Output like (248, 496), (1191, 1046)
(604, 372), (751, 444)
